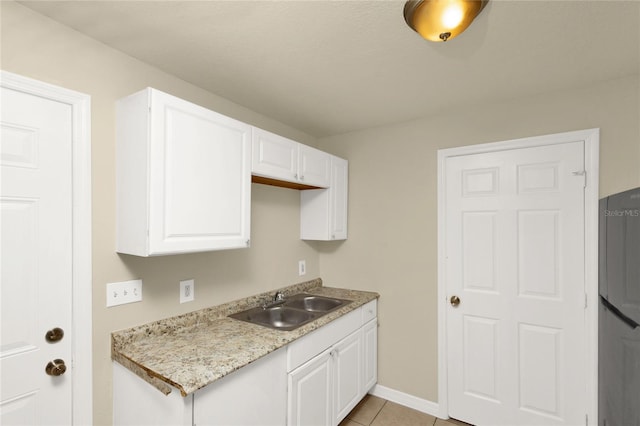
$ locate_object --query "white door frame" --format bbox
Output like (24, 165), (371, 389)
(1, 71), (93, 424)
(436, 129), (599, 423)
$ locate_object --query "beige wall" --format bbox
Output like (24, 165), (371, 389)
(1, 3), (322, 425)
(315, 75), (640, 402)
(3, 1), (640, 424)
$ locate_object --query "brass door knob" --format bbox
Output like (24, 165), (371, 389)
(450, 295), (461, 307)
(45, 359), (66, 376)
(45, 327), (64, 343)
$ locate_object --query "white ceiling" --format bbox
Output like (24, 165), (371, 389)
(19, 0), (640, 138)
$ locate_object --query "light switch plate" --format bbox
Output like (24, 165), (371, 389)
(107, 279), (142, 307)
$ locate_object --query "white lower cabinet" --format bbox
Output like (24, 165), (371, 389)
(287, 300), (377, 426)
(333, 329), (363, 423)
(288, 331), (363, 426)
(113, 362), (193, 426)
(113, 301), (377, 426)
(288, 347), (334, 426)
(362, 318), (378, 392)
(113, 348), (286, 426)
(194, 347), (287, 426)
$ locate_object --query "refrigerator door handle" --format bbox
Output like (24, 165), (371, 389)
(601, 295), (640, 329)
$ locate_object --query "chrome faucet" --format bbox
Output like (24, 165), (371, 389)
(263, 291), (286, 309)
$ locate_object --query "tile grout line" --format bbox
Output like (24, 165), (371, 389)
(367, 400), (387, 426)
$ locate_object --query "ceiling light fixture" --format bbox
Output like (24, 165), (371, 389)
(404, 0), (488, 42)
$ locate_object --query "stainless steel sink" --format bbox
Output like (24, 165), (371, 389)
(229, 293), (352, 331)
(284, 294), (348, 312)
(229, 306), (317, 331)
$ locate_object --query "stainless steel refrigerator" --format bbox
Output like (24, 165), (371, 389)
(599, 187), (640, 426)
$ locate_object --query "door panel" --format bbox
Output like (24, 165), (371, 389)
(517, 210), (560, 299)
(1, 87), (73, 424)
(462, 211), (498, 292)
(463, 315), (499, 401)
(446, 141), (586, 426)
(518, 324), (562, 418)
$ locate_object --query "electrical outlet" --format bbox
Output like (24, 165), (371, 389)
(107, 279), (143, 307)
(180, 279), (195, 303)
(298, 260), (306, 276)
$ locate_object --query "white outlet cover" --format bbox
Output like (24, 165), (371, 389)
(180, 279), (195, 303)
(298, 260), (306, 276)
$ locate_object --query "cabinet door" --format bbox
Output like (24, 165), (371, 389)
(333, 330), (362, 425)
(329, 156), (348, 240)
(299, 144), (331, 188)
(148, 90), (252, 255)
(252, 127), (299, 183)
(300, 156), (348, 241)
(288, 348), (333, 426)
(195, 348), (287, 426)
(362, 319), (378, 393)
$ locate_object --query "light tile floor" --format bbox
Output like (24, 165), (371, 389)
(340, 395), (473, 426)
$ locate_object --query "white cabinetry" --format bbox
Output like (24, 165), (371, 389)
(113, 301), (376, 426)
(252, 127), (331, 188)
(116, 88), (251, 256)
(113, 362), (192, 426)
(362, 317), (378, 392)
(113, 348), (287, 426)
(300, 156), (348, 240)
(287, 300), (377, 426)
(250, 127), (348, 241)
(333, 329), (363, 422)
(194, 347), (287, 425)
(299, 144), (332, 188)
(288, 347), (334, 426)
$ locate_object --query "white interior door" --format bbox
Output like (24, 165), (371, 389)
(1, 85), (74, 424)
(444, 141), (587, 426)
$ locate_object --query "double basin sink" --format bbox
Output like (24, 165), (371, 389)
(229, 293), (352, 331)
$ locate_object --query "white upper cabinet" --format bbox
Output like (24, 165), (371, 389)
(116, 88), (252, 256)
(298, 144), (332, 188)
(252, 127), (331, 188)
(300, 156), (348, 241)
(251, 127), (298, 183)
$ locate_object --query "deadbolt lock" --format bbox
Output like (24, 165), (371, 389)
(45, 327), (64, 343)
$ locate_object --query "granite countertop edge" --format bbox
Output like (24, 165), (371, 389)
(111, 278), (379, 397)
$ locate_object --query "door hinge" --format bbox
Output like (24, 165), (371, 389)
(586, 413), (589, 425)
(573, 170), (587, 187)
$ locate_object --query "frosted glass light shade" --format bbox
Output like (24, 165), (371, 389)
(404, 0), (488, 42)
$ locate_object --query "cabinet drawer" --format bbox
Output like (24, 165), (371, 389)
(361, 300), (377, 324)
(287, 307), (361, 372)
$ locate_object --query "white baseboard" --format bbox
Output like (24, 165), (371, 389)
(369, 384), (441, 419)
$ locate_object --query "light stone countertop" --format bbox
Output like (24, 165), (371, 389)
(111, 278), (379, 397)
